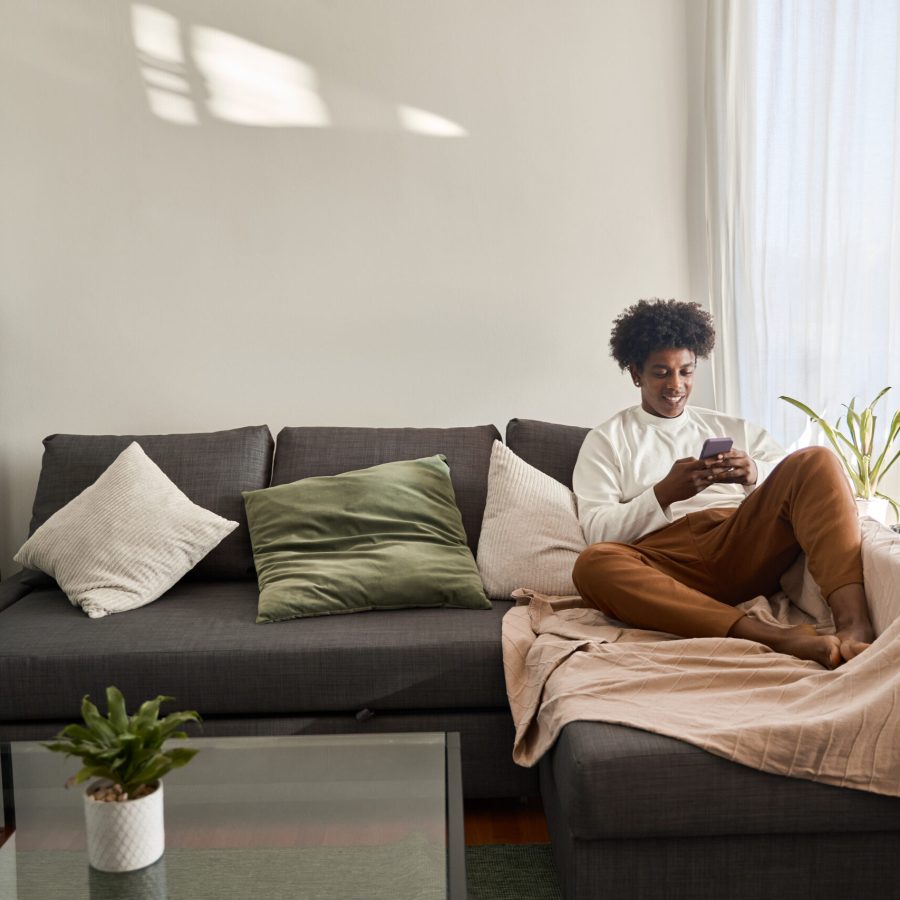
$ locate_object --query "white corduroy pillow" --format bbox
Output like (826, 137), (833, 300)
(14, 442), (238, 618)
(476, 441), (587, 599)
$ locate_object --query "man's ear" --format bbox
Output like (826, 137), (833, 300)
(629, 364), (641, 387)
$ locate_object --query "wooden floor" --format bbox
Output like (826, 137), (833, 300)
(464, 796), (550, 845)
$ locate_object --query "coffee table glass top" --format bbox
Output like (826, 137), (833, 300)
(0, 732), (464, 899)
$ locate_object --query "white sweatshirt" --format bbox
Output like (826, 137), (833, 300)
(573, 405), (786, 546)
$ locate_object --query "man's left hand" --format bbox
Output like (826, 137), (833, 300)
(702, 449), (758, 486)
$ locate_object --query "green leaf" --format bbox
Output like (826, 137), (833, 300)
(878, 447), (900, 481)
(131, 696), (172, 732)
(876, 491), (900, 523)
(779, 396), (861, 491)
(80, 696), (116, 745)
(865, 386), (892, 412)
(127, 753), (174, 787)
(157, 711), (201, 740)
(835, 430), (865, 468)
(106, 687), (128, 734)
(871, 409), (900, 481)
(860, 408), (874, 456)
(45, 687), (200, 791)
(779, 390), (900, 497)
(165, 747), (199, 768)
(72, 764), (118, 785)
(42, 740), (81, 756)
(56, 724), (98, 745)
(779, 395), (822, 421)
(842, 402), (860, 445)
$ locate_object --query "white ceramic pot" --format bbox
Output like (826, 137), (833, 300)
(856, 497), (889, 525)
(83, 780), (165, 873)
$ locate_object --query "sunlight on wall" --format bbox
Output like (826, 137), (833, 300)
(132, 4), (198, 125)
(146, 89), (198, 125)
(397, 105), (467, 137)
(193, 27), (330, 127)
(132, 3), (181, 61)
(130, 2), (467, 137)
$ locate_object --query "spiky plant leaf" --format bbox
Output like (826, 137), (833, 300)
(880, 446), (900, 481)
(780, 395), (864, 493)
(871, 410), (900, 480)
(80, 696), (116, 745)
(860, 408), (874, 456)
(131, 696), (170, 731)
(866, 386), (892, 411)
(780, 389), (898, 500)
(876, 491), (900, 523)
(106, 686), (128, 734)
(43, 688), (201, 795)
(843, 398), (860, 445)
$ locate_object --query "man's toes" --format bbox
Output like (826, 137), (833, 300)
(839, 639), (870, 662)
(825, 638), (842, 669)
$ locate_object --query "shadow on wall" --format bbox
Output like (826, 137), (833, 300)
(131, 2), (468, 137)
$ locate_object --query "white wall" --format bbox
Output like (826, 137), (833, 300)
(0, 0), (706, 573)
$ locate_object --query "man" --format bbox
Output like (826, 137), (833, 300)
(572, 298), (874, 668)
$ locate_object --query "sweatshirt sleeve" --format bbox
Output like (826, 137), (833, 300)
(742, 421), (787, 496)
(572, 429), (672, 545)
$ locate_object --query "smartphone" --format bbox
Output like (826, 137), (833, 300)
(699, 437), (733, 459)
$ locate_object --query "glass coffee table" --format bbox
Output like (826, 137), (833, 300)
(0, 732), (465, 899)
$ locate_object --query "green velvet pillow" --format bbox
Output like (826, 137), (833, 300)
(243, 455), (491, 623)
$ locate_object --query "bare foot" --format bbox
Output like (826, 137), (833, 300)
(729, 618), (843, 669)
(767, 627), (843, 669)
(835, 627), (873, 662)
(828, 584), (875, 662)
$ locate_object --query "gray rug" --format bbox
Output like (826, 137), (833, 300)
(466, 844), (562, 900)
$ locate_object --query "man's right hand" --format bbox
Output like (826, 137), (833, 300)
(653, 456), (723, 510)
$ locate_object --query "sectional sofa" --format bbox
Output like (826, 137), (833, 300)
(2, 419), (899, 900)
(0, 423), (533, 799)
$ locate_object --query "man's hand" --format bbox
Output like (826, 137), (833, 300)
(708, 449), (758, 486)
(653, 450), (758, 510)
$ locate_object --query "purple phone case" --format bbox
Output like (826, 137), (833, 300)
(700, 437), (733, 459)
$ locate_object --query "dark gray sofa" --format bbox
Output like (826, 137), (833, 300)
(505, 417), (900, 900)
(4, 418), (900, 900)
(0, 423), (535, 799)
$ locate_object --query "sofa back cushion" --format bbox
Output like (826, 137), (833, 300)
(29, 425), (274, 579)
(505, 418), (591, 488)
(271, 425), (500, 554)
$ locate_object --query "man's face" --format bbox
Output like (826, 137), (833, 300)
(629, 348), (696, 418)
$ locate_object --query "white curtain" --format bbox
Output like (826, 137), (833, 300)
(705, 0), (900, 452)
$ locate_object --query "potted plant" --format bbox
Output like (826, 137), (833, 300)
(43, 686), (201, 872)
(780, 386), (900, 523)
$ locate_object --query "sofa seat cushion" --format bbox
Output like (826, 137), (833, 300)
(0, 582), (511, 722)
(546, 721), (900, 841)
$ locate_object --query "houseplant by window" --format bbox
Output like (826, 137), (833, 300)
(44, 687), (201, 872)
(780, 387), (900, 524)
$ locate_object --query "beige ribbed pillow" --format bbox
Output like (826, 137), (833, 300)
(476, 441), (587, 599)
(14, 442), (238, 618)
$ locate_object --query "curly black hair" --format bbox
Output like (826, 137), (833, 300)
(609, 299), (715, 371)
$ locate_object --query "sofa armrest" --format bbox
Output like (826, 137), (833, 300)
(861, 518), (900, 638)
(0, 570), (35, 613)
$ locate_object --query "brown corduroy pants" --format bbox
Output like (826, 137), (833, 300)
(572, 446), (863, 638)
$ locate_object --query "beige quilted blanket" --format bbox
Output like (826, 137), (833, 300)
(503, 519), (900, 796)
